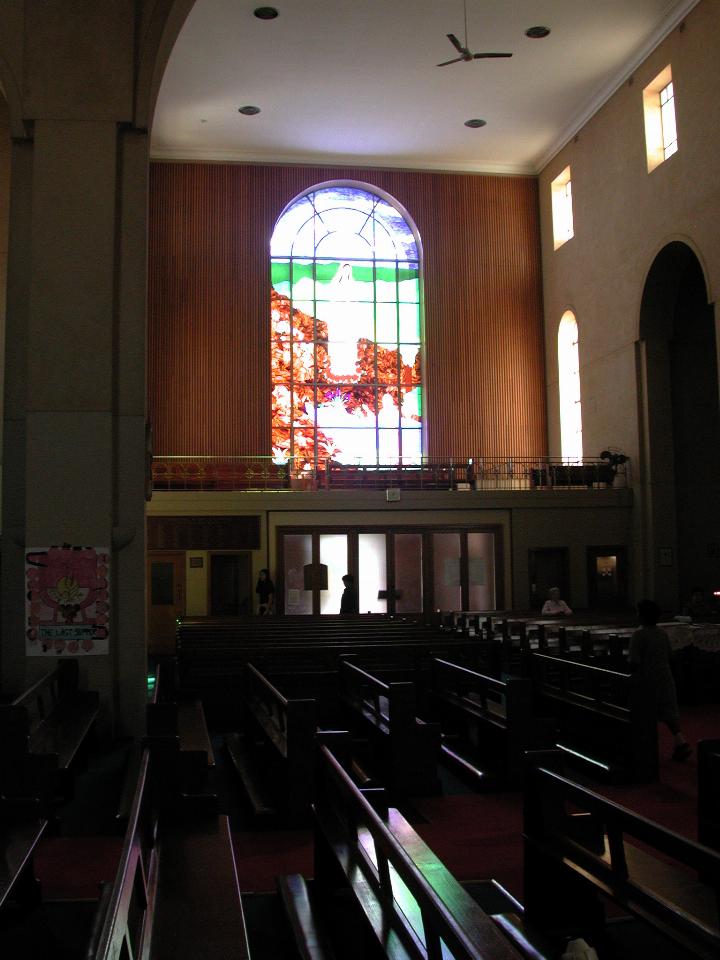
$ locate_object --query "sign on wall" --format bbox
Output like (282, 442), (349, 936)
(25, 546), (110, 656)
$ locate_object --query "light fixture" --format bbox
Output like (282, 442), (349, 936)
(464, 118), (486, 128)
(254, 7), (278, 19)
(238, 105), (261, 116)
(526, 26), (551, 39)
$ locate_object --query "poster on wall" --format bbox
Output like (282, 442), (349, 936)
(25, 546), (110, 656)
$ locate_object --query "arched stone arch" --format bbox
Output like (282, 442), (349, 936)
(135, 0), (199, 131)
(638, 240), (719, 605)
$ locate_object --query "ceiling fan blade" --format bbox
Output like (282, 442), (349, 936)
(447, 33), (466, 54)
(437, 56), (464, 66)
(472, 52), (513, 59)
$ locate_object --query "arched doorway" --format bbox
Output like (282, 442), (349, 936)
(639, 241), (719, 606)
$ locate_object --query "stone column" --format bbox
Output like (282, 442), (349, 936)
(0, 1), (149, 736)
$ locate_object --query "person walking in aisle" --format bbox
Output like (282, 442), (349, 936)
(628, 599), (691, 761)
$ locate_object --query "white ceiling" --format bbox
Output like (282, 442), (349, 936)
(151, 0), (698, 175)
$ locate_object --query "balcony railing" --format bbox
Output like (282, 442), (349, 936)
(151, 455), (629, 493)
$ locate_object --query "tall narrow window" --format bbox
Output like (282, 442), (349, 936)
(550, 166), (574, 250)
(270, 184), (423, 474)
(659, 80), (678, 159)
(643, 65), (678, 172)
(558, 311), (582, 462)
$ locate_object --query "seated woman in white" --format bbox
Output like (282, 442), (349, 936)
(542, 587), (573, 617)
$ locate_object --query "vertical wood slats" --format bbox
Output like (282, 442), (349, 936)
(148, 162), (547, 459)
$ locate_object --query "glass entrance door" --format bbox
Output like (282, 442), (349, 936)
(279, 525), (500, 615)
(393, 533), (423, 613)
(281, 532), (350, 614)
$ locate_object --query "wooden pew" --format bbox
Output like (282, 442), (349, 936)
(278, 734), (523, 960)
(89, 744), (251, 960)
(521, 757), (720, 960)
(338, 657), (441, 797)
(429, 657), (556, 786)
(0, 659), (99, 802)
(0, 798), (47, 913)
(178, 617), (478, 727)
(146, 659), (214, 794)
(224, 661), (317, 823)
(529, 651), (658, 783)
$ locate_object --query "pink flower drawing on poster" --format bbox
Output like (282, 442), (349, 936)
(25, 545), (110, 656)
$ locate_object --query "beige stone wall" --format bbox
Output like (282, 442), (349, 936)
(539, 0), (720, 463)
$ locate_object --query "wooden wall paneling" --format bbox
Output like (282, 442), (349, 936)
(148, 163), (547, 460)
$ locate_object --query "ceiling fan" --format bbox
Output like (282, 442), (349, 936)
(437, 0), (513, 66)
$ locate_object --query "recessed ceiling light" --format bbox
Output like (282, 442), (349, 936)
(465, 118), (487, 129)
(238, 105), (261, 116)
(525, 26), (551, 39)
(254, 7), (278, 19)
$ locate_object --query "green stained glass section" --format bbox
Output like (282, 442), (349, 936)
(271, 260), (291, 296)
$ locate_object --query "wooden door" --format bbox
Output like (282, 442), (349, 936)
(587, 546), (628, 611)
(148, 551), (185, 655)
(210, 552), (253, 616)
(529, 548), (569, 611)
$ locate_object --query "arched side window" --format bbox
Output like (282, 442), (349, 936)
(270, 184), (422, 473)
(558, 311), (583, 462)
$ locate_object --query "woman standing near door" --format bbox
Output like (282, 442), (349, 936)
(256, 568), (275, 615)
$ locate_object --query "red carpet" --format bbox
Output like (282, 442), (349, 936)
(34, 836), (123, 901)
(232, 828), (314, 894)
(412, 791), (524, 897)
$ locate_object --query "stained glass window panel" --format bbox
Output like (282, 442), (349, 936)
(271, 184), (422, 469)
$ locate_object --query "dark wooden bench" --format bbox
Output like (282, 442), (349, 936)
(224, 661), (317, 823)
(338, 657), (441, 797)
(89, 744), (251, 960)
(0, 798), (47, 914)
(0, 659), (99, 802)
(178, 618), (477, 727)
(529, 651), (658, 782)
(521, 757), (720, 959)
(429, 657), (556, 786)
(277, 734), (523, 960)
(145, 659), (214, 794)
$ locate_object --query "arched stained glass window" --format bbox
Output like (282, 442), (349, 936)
(270, 184), (423, 473)
(558, 311), (583, 462)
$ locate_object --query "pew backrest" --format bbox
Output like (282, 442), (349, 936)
(313, 737), (522, 960)
(0, 659), (99, 803)
(338, 657), (441, 796)
(530, 651), (658, 782)
(523, 760), (720, 959)
(430, 656), (551, 783)
(242, 661), (317, 820)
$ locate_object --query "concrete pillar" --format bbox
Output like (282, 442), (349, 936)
(0, 1), (151, 736)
